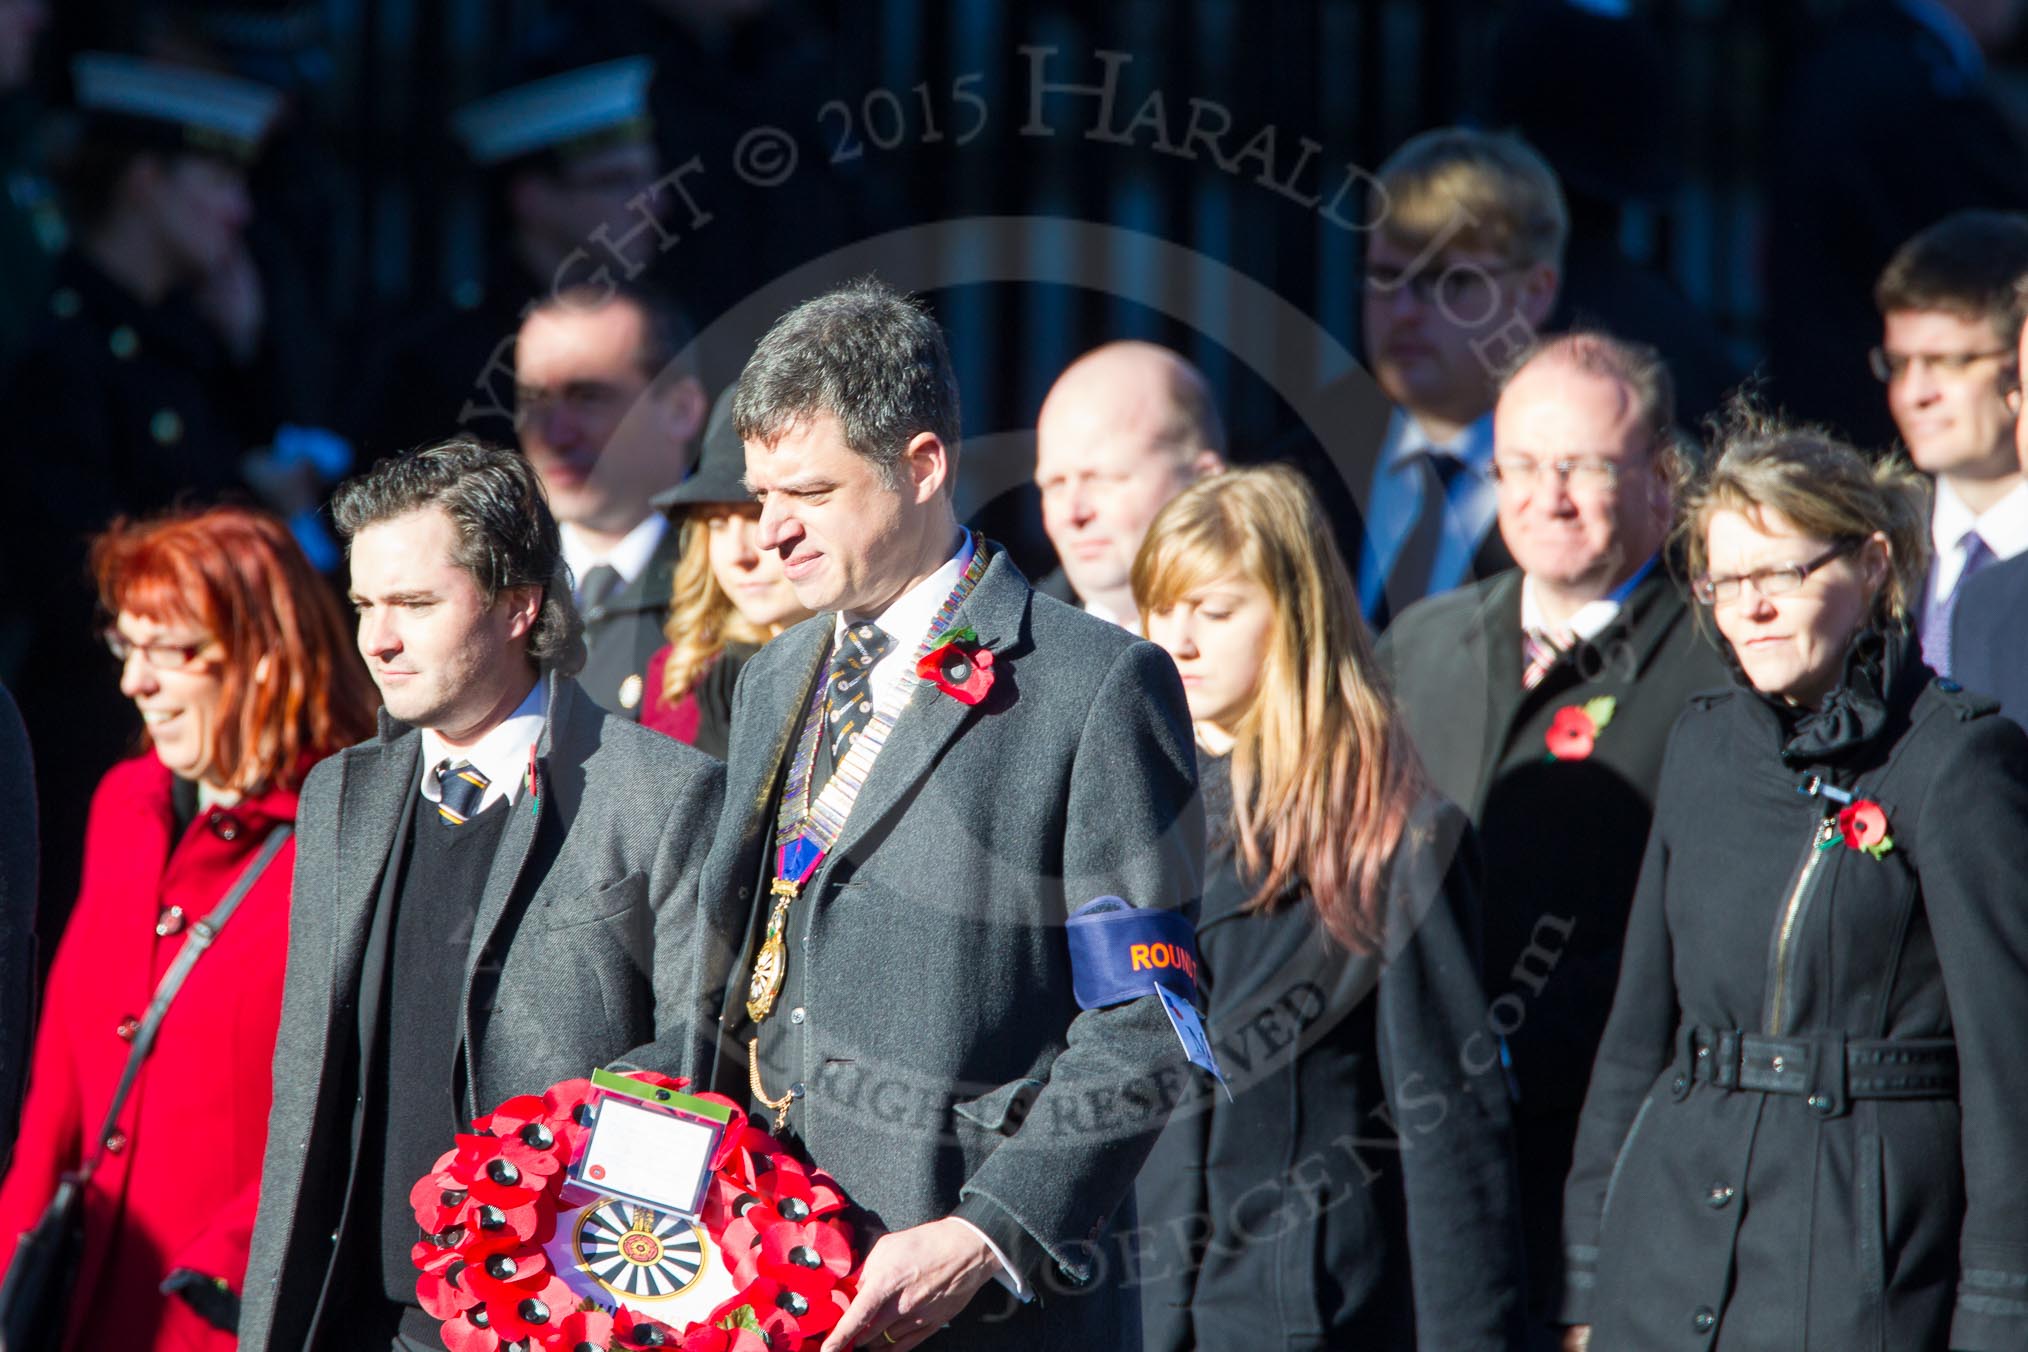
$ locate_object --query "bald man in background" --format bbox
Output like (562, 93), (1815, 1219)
(1032, 341), (1227, 628)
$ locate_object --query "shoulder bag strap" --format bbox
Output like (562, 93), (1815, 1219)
(73, 822), (292, 1185)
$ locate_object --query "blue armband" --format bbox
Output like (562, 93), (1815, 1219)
(1066, 896), (1200, 1009)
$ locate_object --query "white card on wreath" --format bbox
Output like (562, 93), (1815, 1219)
(574, 1094), (719, 1218)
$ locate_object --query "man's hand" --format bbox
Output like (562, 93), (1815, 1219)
(1563, 1325), (1591, 1351)
(820, 1216), (1001, 1351)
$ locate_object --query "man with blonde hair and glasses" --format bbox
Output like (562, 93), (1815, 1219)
(1378, 331), (1728, 1349)
(1355, 126), (1566, 629)
(1872, 209), (2028, 677)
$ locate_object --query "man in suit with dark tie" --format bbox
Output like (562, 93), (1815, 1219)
(1872, 210), (2028, 678)
(1378, 331), (1729, 1348)
(1954, 286), (2028, 730)
(516, 279), (709, 718)
(1277, 127), (1565, 631)
(684, 279), (1203, 1351)
(238, 440), (723, 1351)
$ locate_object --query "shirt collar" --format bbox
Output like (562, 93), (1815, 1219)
(1520, 553), (1657, 643)
(560, 514), (668, 596)
(1382, 408), (1496, 470)
(1931, 476), (2028, 559)
(834, 531), (974, 651)
(419, 678), (548, 808)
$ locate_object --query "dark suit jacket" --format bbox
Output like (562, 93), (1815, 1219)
(1377, 563), (1730, 1314)
(238, 672), (724, 1351)
(1952, 550), (2028, 730)
(578, 520), (683, 720)
(0, 681), (34, 1165)
(1270, 371), (1514, 632)
(684, 546), (1204, 1350)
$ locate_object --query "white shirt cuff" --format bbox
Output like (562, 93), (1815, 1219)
(953, 1217), (1032, 1302)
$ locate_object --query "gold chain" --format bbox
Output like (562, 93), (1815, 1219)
(747, 1037), (794, 1132)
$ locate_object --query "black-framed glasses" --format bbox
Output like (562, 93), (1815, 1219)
(1867, 346), (2014, 383)
(1691, 539), (1861, 606)
(103, 630), (214, 670)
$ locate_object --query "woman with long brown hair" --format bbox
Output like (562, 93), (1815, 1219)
(0, 505), (374, 1351)
(640, 386), (809, 755)
(1130, 465), (1524, 1350)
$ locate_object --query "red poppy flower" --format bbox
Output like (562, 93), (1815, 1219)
(1837, 799), (1894, 857)
(1545, 706), (1596, 760)
(741, 1273), (849, 1340)
(917, 634), (996, 704)
(439, 1307), (503, 1352)
(471, 1270), (576, 1342)
(758, 1219), (853, 1285)
(414, 1248), (479, 1321)
(554, 1308), (615, 1351)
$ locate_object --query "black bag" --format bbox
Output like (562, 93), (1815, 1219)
(0, 824), (290, 1348)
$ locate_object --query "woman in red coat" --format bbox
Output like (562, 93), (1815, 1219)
(0, 505), (375, 1350)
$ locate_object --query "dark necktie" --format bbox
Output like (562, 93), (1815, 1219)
(578, 563), (623, 615)
(1378, 448), (1469, 627)
(1920, 531), (1992, 678)
(435, 759), (490, 826)
(826, 622), (893, 767)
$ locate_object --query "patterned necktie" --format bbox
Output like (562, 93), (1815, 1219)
(1920, 531), (1992, 678)
(436, 759), (490, 826)
(1521, 627), (1572, 691)
(827, 622), (893, 766)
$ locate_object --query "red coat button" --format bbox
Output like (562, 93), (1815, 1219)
(156, 906), (186, 937)
(103, 1131), (127, 1154)
(115, 1017), (140, 1042)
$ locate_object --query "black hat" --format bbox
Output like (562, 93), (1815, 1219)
(652, 382), (749, 510)
(72, 52), (284, 163)
(452, 56), (654, 168)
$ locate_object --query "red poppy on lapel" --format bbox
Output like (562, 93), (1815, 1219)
(1835, 799), (1894, 858)
(917, 625), (996, 704)
(1546, 696), (1617, 761)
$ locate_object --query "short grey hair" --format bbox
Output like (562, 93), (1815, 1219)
(332, 438), (586, 675)
(732, 276), (961, 487)
(1501, 328), (1684, 474)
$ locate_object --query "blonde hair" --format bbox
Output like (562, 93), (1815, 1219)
(658, 512), (775, 707)
(1375, 126), (1568, 269)
(1132, 465), (1430, 954)
(1678, 400), (1931, 630)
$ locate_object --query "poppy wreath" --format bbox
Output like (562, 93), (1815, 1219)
(409, 1070), (862, 1352)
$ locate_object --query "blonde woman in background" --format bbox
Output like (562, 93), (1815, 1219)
(640, 386), (809, 756)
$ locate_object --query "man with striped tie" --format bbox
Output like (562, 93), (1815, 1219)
(239, 440), (724, 1352)
(1378, 331), (1727, 1350)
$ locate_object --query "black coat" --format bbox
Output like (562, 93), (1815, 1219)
(1135, 756), (1526, 1350)
(577, 522), (682, 720)
(1561, 632), (2028, 1351)
(1377, 563), (1732, 1318)
(1950, 551), (2028, 732)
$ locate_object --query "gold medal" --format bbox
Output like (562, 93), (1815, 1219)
(744, 885), (796, 1023)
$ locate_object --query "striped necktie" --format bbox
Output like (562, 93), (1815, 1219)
(435, 759), (490, 826)
(1522, 627), (1572, 691)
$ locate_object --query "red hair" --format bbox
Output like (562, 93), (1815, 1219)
(91, 505), (376, 794)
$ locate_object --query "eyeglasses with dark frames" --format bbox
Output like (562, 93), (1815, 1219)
(1691, 538), (1862, 606)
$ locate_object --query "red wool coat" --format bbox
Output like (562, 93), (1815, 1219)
(0, 754), (299, 1351)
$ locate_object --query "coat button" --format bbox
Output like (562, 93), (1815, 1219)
(156, 906), (187, 937)
(789, 1007), (806, 1025)
(1692, 1306), (1716, 1332)
(1706, 1184), (1735, 1209)
(115, 1016), (140, 1041)
(209, 810), (241, 841)
(103, 1130), (127, 1154)
(738, 885), (752, 900)
(1808, 1094), (1833, 1114)
(790, 1082), (805, 1099)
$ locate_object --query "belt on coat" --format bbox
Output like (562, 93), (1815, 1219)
(1673, 1025), (1957, 1118)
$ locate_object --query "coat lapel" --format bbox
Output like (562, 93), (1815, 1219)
(327, 727), (420, 1006)
(824, 551), (1029, 869)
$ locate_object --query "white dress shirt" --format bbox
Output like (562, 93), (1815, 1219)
(1928, 477), (2028, 609)
(561, 515), (668, 603)
(1357, 408), (1498, 619)
(418, 679), (547, 814)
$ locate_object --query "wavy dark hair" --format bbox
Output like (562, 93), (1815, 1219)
(332, 438), (586, 674)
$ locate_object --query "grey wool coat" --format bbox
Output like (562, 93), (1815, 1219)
(237, 671), (723, 1352)
(684, 545), (1205, 1351)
